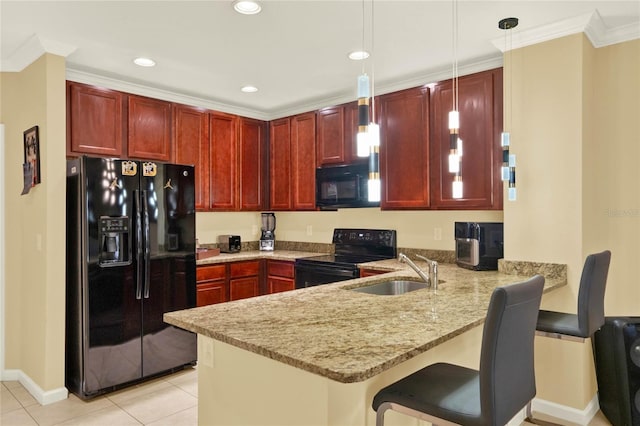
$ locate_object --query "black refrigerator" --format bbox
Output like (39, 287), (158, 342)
(65, 156), (197, 399)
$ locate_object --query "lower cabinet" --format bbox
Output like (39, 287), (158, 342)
(197, 259), (295, 307)
(196, 264), (227, 306)
(266, 260), (295, 294)
(229, 260), (260, 301)
(360, 268), (386, 277)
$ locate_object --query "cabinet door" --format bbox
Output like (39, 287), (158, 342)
(174, 104), (210, 211)
(67, 81), (124, 157)
(209, 112), (239, 211)
(379, 87), (431, 209)
(269, 118), (292, 210)
(229, 276), (260, 301)
(291, 112), (316, 210)
(196, 264), (227, 306)
(343, 101), (367, 165)
(429, 68), (503, 209)
(267, 277), (295, 294)
(316, 106), (345, 166)
(128, 95), (172, 161)
(229, 260), (260, 278)
(239, 117), (266, 211)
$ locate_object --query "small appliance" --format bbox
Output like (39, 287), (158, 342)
(218, 235), (241, 253)
(454, 222), (504, 270)
(260, 212), (276, 251)
(315, 163), (380, 210)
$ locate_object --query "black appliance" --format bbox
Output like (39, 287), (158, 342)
(454, 222), (504, 270)
(316, 163), (379, 210)
(218, 234), (241, 253)
(65, 156), (197, 399)
(260, 212), (276, 251)
(294, 229), (397, 288)
(593, 317), (640, 426)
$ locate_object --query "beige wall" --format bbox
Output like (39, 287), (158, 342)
(196, 209), (503, 250)
(1, 54), (67, 390)
(504, 35), (640, 410)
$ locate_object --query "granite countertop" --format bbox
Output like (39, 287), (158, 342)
(165, 259), (566, 384)
(196, 249), (322, 265)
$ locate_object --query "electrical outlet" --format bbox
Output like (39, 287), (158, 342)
(199, 336), (214, 368)
(433, 227), (442, 241)
(306, 225), (313, 236)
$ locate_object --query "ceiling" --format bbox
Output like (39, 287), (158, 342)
(1, 1), (639, 120)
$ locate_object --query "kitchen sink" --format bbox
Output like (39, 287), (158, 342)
(350, 280), (429, 295)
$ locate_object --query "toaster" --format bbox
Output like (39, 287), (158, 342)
(217, 235), (241, 253)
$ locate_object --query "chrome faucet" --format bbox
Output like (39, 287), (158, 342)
(398, 253), (431, 286)
(416, 254), (438, 290)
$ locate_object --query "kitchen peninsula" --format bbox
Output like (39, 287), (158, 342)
(164, 259), (566, 426)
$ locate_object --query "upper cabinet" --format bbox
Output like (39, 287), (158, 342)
(269, 112), (316, 211)
(429, 68), (503, 210)
(209, 112), (239, 211)
(315, 102), (365, 167)
(173, 104), (210, 211)
(127, 94), (172, 161)
(238, 117), (266, 211)
(379, 86), (431, 210)
(67, 81), (125, 157)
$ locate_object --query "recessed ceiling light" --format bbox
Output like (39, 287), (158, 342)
(233, 1), (261, 15)
(134, 57), (156, 67)
(241, 85), (258, 93)
(348, 51), (370, 61)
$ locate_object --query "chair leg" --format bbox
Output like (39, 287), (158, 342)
(376, 402), (392, 426)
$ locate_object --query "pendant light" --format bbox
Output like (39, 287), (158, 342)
(367, 0), (380, 202)
(356, 0), (370, 158)
(449, 0), (463, 199)
(499, 17), (518, 201)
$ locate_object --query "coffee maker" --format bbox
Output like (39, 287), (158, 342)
(260, 212), (276, 251)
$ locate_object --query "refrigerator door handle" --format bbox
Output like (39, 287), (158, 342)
(134, 190), (143, 300)
(142, 189), (151, 299)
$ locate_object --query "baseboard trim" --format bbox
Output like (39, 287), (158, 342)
(532, 394), (600, 424)
(1, 368), (68, 405)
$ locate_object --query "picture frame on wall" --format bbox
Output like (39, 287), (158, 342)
(24, 125), (40, 186)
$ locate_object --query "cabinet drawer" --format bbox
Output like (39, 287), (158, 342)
(267, 260), (294, 278)
(229, 260), (260, 277)
(197, 264), (226, 281)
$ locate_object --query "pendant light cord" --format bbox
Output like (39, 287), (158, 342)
(452, 0), (459, 113)
(361, 0), (366, 75)
(370, 0), (375, 123)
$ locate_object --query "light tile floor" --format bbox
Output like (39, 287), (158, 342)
(1, 367), (613, 425)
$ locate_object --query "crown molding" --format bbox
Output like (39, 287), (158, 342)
(491, 10), (640, 52)
(0, 34), (76, 72)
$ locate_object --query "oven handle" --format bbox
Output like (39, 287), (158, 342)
(294, 263), (359, 277)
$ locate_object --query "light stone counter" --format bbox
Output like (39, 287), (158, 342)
(165, 260), (566, 384)
(196, 249), (321, 265)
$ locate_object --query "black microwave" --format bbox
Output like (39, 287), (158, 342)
(316, 163), (379, 209)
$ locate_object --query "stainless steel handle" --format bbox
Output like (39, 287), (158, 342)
(142, 189), (151, 299)
(134, 190), (143, 300)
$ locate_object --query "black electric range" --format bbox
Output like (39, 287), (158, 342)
(294, 229), (397, 289)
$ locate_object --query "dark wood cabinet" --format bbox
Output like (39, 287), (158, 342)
(316, 102), (366, 167)
(291, 112), (316, 210)
(209, 112), (238, 210)
(229, 260), (260, 301)
(316, 106), (345, 166)
(379, 86), (431, 209)
(173, 104), (210, 211)
(360, 268), (386, 277)
(268, 118), (292, 210)
(266, 260), (295, 294)
(196, 264), (227, 306)
(238, 117), (266, 211)
(127, 95), (172, 161)
(67, 81), (125, 157)
(429, 68), (503, 209)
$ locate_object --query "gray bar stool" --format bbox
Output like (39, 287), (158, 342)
(527, 250), (611, 423)
(372, 275), (545, 426)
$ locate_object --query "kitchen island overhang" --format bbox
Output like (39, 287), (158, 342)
(164, 261), (566, 425)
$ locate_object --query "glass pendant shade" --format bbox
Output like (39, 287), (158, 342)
(368, 123), (380, 147)
(448, 110), (459, 129)
(368, 177), (381, 202)
(357, 131), (370, 157)
(452, 177), (463, 199)
(449, 153), (460, 174)
(508, 187), (517, 201)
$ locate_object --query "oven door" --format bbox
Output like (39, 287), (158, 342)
(294, 262), (358, 289)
